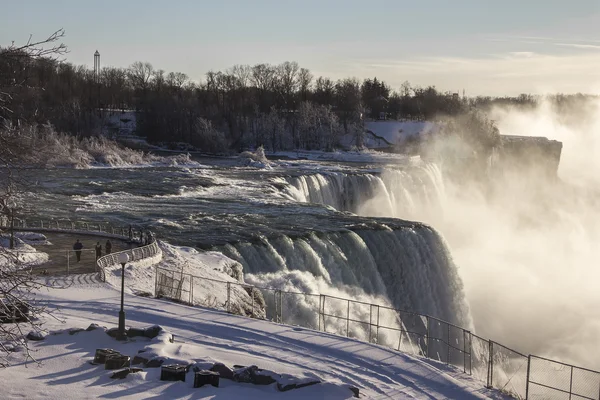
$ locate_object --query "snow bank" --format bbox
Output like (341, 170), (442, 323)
(0, 236), (49, 267)
(365, 120), (439, 145)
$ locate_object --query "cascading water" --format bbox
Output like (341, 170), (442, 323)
(286, 163), (446, 222)
(219, 222), (471, 330)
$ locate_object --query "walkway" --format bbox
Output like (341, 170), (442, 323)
(28, 232), (134, 276)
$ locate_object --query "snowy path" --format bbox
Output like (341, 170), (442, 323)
(3, 281), (509, 399)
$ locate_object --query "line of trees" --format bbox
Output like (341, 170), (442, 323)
(2, 33), (597, 154)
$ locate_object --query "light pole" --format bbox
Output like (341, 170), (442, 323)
(117, 252), (129, 340)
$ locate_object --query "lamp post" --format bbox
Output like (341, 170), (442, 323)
(117, 252), (129, 339)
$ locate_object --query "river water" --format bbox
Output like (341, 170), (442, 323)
(19, 153), (600, 370)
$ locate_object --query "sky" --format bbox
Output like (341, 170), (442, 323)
(1, 0), (600, 96)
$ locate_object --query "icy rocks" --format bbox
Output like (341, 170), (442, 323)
(26, 331), (45, 341)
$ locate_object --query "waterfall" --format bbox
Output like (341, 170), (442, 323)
(219, 225), (471, 329)
(286, 163), (446, 222)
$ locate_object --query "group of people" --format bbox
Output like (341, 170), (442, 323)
(72, 239), (113, 262)
(128, 225), (154, 245)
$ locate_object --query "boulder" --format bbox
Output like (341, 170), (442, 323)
(131, 355), (149, 365)
(194, 370), (220, 388)
(276, 376), (321, 392)
(110, 368), (143, 379)
(349, 386), (360, 398)
(127, 327), (146, 338)
(86, 323), (101, 331)
(209, 362), (234, 380)
(145, 358), (165, 368)
(143, 325), (162, 339)
(68, 328), (85, 335)
(26, 331), (45, 341)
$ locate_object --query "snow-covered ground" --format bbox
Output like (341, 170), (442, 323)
(2, 276), (508, 399)
(0, 234), (49, 267)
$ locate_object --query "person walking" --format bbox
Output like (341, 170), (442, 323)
(95, 242), (102, 260)
(105, 239), (112, 254)
(73, 239), (83, 262)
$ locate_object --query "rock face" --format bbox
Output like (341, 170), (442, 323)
(495, 135), (563, 179)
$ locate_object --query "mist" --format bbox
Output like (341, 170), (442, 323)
(359, 97), (600, 370)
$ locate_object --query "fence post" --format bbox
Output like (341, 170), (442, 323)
(569, 365), (574, 400)
(189, 276), (193, 305)
(251, 288), (255, 318)
(525, 355), (531, 400)
(369, 305), (373, 343)
(226, 282), (231, 313)
(318, 295), (323, 331)
(66, 250), (70, 275)
(154, 267), (159, 297)
(426, 316), (431, 359)
(40, 220), (43, 228)
(346, 299), (350, 337)
(376, 305), (380, 344)
(463, 330), (467, 374)
(487, 341), (494, 388)
(447, 323), (451, 365)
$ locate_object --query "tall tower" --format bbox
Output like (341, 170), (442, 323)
(94, 50), (100, 83)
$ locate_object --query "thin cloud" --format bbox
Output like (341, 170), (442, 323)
(555, 43), (600, 50)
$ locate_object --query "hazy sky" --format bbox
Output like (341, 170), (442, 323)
(2, 0), (599, 96)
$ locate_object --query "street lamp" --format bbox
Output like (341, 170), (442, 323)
(117, 252), (129, 340)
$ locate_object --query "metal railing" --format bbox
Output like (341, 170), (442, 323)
(155, 267), (600, 400)
(0, 217), (132, 238)
(97, 240), (161, 282)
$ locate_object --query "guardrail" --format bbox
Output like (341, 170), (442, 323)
(0, 217), (132, 238)
(97, 240), (161, 282)
(155, 267), (600, 400)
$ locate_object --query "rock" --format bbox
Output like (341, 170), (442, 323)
(68, 328), (85, 335)
(127, 327), (146, 338)
(26, 331), (45, 341)
(110, 368), (143, 379)
(86, 323), (101, 331)
(276, 376), (321, 392)
(145, 358), (164, 368)
(105, 355), (131, 370)
(160, 364), (187, 382)
(193, 370), (220, 388)
(93, 348), (120, 364)
(143, 325), (162, 339)
(210, 362), (234, 380)
(349, 386), (360, 398)
(131, 355), (148, 365)
(232, 365), (257, 383)
(251, 370), (277, 386)
(106, 328), (120, 338)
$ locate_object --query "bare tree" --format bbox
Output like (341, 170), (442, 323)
(0, 30), (67, 366)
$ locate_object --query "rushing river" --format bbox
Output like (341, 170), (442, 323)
(19, 152), (600, 370)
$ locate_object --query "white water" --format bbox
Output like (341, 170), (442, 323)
(287, 130), (600, 370)
(220, 227), (472, 335)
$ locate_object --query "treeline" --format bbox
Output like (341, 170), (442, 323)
(1, 43), (596, 153)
